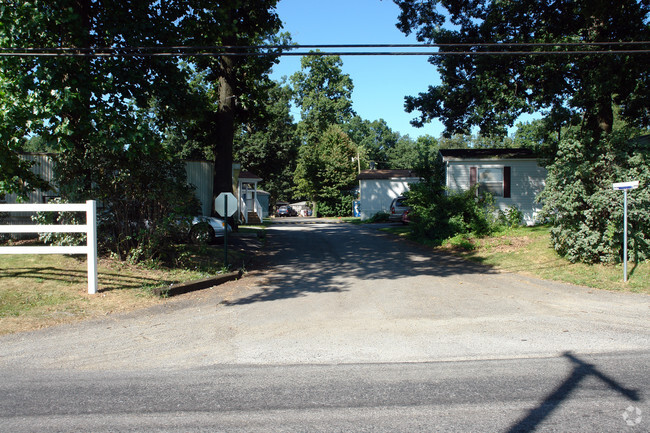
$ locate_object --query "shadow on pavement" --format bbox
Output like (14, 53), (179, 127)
(507, 352), (641, 432)
(223, 222), (498, 306)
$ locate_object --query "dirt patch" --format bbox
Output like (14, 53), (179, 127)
(480, 235), (532, 253)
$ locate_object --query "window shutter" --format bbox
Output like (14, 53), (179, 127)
(503, 166), (511, 198)
(469, 166), (477, 187)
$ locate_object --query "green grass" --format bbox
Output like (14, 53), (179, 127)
(0, 244), (241, 335)
(437, 225), (649, 293)
(464, 226), (650, 294)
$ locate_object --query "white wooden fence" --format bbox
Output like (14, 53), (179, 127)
(0, 200), (98, 294)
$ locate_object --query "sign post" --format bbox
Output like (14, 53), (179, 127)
(612, 181), (639, 282)
(215, 192), (238, 269)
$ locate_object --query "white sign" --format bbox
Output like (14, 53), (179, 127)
(613, 181), (639, 190)
(215, 192), (238, 217)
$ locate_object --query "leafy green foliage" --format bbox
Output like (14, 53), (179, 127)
(291, 54), (355, 143)
(87, 142), (200, 263)
(407, 183), (496, 244)
(539, 133), (650, 263)
(293, 126), (358, 217)
(32, 198), (86, 247)
(234, 81), (300, 205)
(497, 205), (524, 228)
(394, 0), (650, 139)
(0, 1), (284, 263)
(405, 158), (497, 243)
(342, 117), (398, 169)
(367, 211), (391, 223)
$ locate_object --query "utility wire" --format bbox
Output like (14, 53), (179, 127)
(1, 42), (649, 57)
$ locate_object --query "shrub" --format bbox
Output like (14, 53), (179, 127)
(56, 143), (200, 264)
(498, 205), (524, 228)
(539, 133), (650, 263)
(367, 211), (390, 223)
(407, 181), (497, 244)
(32, 198), (86, 246)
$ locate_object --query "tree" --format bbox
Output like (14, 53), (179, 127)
(342, 117), (399, 169)
(539, 131), (650, 263)
(385, 134), (439, 170)
(394, 0), (650, 264)
(183, 1), (286, 196)
(393, 0), (650, 141)
(291, 53), (355, 143)
(293, 126), (358, 217)
(234, 80), (300, 205)
(0, 2), (205, 262)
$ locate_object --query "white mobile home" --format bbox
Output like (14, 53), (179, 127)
(439, 148), (547, 225)
(357, 169), (420, 220)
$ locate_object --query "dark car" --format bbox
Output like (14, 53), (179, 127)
(276, 205), (297, 217)
(389, 196), (410, 223)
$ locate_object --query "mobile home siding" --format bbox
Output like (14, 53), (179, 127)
(4, 155), (215, 217)
(185, 160), (214, 216)
(445, 159), (546, 225)
(359, 177), (420, 220)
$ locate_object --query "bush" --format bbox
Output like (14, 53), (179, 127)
(407, 181), (497, 244)
(316, 190), (355, 217)
(367, 211), (390, 223)
(539, 133), (650, 263)
(56, 142), (200, 264)
(498, 205), (524, 228)
(32, 198), (86, 246)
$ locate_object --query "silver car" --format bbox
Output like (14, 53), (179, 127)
(188, 216), (232, 244)
(389, 196), (410, 223)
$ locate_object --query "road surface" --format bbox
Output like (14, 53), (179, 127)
(1, 220), (648, 431)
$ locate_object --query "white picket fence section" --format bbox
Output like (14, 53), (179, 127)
(0, 200), (98, 294)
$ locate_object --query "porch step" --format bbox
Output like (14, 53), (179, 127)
(246, 212), (261, 225)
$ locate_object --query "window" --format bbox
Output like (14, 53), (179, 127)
(470, 166), (511, 198)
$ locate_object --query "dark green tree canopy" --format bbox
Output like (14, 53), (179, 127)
(394, 0), (650, 140)
(234, 80), (300, 204)
(291, 53), (355, 142)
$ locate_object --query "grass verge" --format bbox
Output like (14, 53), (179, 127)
(382, 224), (649, 294)
(0, 243), (242, 336)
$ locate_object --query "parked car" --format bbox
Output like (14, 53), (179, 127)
(401, 209), (412, 225)
(188, 216), (232, 244)
(276, 205), (297, 217)
(389, 196), (410, 222)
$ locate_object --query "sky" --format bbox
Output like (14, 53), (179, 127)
(270, 0), (445, 139)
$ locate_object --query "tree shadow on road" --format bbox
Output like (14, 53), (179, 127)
(223, 223), (499, 306)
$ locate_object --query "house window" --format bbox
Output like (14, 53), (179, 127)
(470, 166), (511, 198)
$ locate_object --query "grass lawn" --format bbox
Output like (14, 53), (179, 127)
(381, 224), (649, 294)
(0, 243), (242, 336)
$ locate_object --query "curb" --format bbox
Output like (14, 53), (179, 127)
(154, 270), (243, 297)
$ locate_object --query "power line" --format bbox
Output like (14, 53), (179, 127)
(1, 42), (649, 57)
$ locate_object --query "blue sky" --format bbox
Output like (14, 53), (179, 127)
(270, 0), (445, 139)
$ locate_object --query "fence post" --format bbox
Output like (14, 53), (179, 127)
(86, 200), (98, 294)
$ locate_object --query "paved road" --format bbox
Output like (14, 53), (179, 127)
(1, 220), (648, 431)
(2, 351), (648, 432)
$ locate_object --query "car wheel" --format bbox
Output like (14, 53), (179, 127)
(189, 222), (215, 244)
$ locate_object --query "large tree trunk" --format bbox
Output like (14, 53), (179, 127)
(585, 96), (613, 144)
(213, 55), (236, 211)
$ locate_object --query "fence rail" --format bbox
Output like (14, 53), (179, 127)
(0, 200), (98, 294)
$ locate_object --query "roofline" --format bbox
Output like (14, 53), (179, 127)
(438, 148), (538, 161)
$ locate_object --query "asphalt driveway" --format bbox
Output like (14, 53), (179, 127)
(1, 221), (648, 371)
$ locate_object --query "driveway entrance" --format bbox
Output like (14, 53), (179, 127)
(2, 221), (647, 370)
